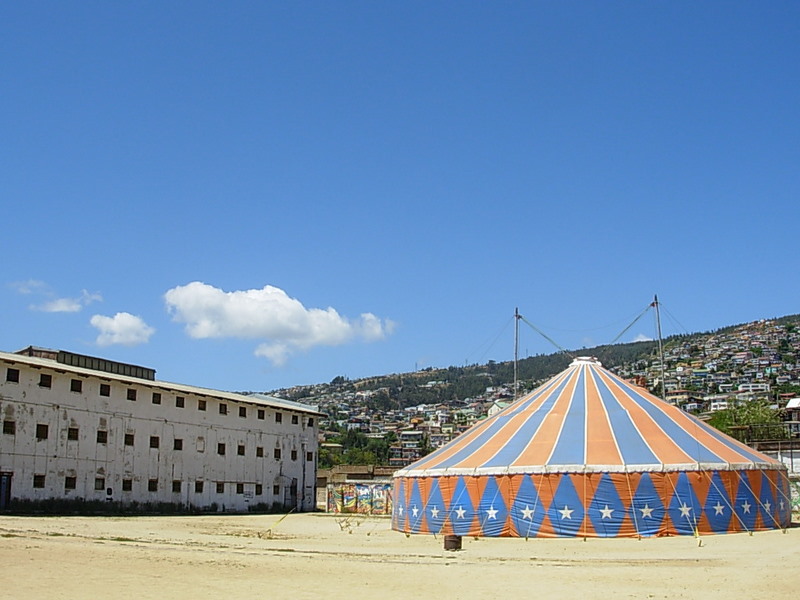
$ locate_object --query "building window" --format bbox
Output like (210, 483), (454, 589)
(273, 484), (280, 496)
(196, 437), (205, 453)
(122, 479), (133, 492)
(239, 406), (247, 418)
(198, 399), (206, 411)
(216, 482), (224, 494)
(176, 396), (185, 408)
(273, 448), (281, 460)
(95, 477), (105, 491)
(36, 423), (48, 440)
(308, 418), (314, 427)
(257, 409), (265, 420)
(33, 474), (46, 488)
(70, 379), (82, 393)
(6, 368), (19, 383)
(195, 481), (204, 494)
(256, 446), (264, 458)
(148, 479), (158, 492)
(174, 438), (183, 451)
(237, 444), (245, 456)
(306, 451), (314, 462)
(236, 483), (244, 495)
(255, 484), (263, 496)
(65, 476), (77, 490)
(217, 443), (226, 455)
(219, 403), (227, 415)
(172, 480), (181, 493)
(67, 427), (79, 441)
(275, 412), (282, 424)
(291, 449), (298, 461)
(3, 420), (15, 435)
(96, 430), (108, 444)
(127, 388), (137, 401)
(100, 383), (111, 397)
(291, 414), (298, 425)
(150, 436), (160, 449)
(39, 373), (52, 388)
(152, 392), (162, 405)
(124, 433), (134, 446)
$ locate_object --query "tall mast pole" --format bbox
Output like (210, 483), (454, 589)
(514, 307), (520, 400)
(653, 294), (666, 400)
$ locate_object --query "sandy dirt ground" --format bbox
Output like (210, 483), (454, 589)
(0, 512), (796, 600)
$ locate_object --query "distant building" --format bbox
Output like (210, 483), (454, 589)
(738, 382), (770, 394)
(389, 429), (425, 468)
(487, 400), (509, 417)
(0, 347), (320, 512)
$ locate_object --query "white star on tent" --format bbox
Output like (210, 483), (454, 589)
(741, 501), (751, 514)
(559, 505), (574, 520)
(486, 505), (498, 520)
(713, 502), (725, 515)
(411, 505), (419, 518)
(639, 504), (654, 519)
(455, 505), (466, 519)
(398, 506), (404, 516)
(430, 506), (440, 519)
(764, 501), (771, 513)
(599, 505), (614, 520)
(678, 503), (692, 518)
(520, 505), (534, 520)
(780, 499), (785, 511)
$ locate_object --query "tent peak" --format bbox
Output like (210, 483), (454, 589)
(570, 356), (602, 367)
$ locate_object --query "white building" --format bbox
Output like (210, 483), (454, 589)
(0, 347), (320, 512)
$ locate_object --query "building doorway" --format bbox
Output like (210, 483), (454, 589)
(0, 472), (12, 510)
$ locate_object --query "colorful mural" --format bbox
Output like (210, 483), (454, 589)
(327, 483), (393, 515)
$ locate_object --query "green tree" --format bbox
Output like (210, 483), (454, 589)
(708, 400), (787, 441)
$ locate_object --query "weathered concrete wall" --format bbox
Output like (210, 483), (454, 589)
(0, 351), (318, 512)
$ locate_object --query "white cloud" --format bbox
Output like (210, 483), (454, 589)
(39, 297), (83, 313)
(36, 290), (103, 313)
(91, 312), (155, 347)
(10, 279), (47, 294)
(631, 333), (653, 342)
(164, 281), (395, 365)
(12, 281), (103, 313)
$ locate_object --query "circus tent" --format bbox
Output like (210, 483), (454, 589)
(392, 357), (791, 538)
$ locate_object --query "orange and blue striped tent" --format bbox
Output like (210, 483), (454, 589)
(392, 357), (791, 538)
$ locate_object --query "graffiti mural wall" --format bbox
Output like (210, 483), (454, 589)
(327, 483), (393, 515)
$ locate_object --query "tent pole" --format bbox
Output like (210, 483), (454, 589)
(514, 307), (520, 400)
(653, 295), (666, 400)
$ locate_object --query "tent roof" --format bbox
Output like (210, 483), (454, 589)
(395, 357), (781, 478)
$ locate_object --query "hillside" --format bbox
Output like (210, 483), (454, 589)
(271, 313), (800, 412)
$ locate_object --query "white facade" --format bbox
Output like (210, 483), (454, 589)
(0, 348), (319, 512)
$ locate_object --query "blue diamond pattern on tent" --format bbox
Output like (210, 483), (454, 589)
(758, 472), (777, 529)
(548, 475), (586, 537)
(668, 472), (701, 535)
(449, 476), (476, 537)
(778, 477), (792, 527)
(629, 473), (665, 536)
(425, 478), (446, 534)
(393, 478), (407, 531)
(478, 476), (509, 537)
(588, 473), (626, 537)
(733, 475), (758, 531)
(407, 478), (426, 533)
(511, 475), (546, 538)
(702, 471), (733, 533)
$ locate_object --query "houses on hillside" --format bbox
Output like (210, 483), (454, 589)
(303, 318), (800, 469)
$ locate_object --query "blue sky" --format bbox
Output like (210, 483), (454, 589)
(2, 2), (799, 392)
